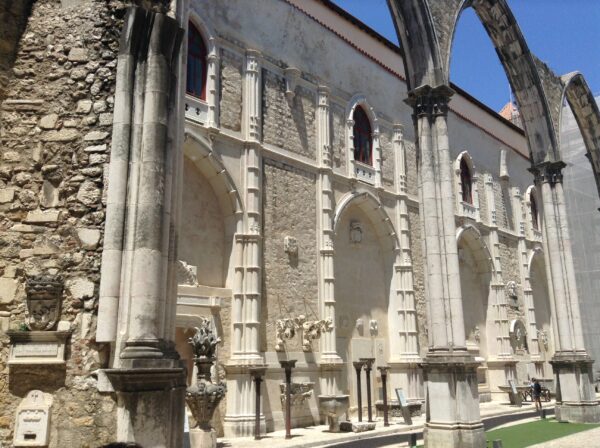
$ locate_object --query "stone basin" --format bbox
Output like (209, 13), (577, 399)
(318, 394), (350, 432)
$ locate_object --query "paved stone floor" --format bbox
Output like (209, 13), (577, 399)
(218, 399), (555, 448)
(527, 425), (600, 447)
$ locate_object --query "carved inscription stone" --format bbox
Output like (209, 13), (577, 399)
(14, 390), (52, 447)
(8, 331), (70, 365)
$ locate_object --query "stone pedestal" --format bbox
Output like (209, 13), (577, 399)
(318, 395), (349, 432)
(423, 353), (486, 448)
(106, 364), (187, 447)
(551, 354), (600, 423)
(189, 428), (216, 448)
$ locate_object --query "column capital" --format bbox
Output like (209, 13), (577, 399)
(530, 161), (566, 185)
(405, 84), (454, 117)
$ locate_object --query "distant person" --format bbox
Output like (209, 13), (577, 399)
(532, 378), (543, 412)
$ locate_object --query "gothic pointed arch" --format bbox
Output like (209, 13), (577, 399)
(183, 130), (243, 218)
(387, 0), (559, 164)
(560, 72), (600, 200)
(334, 189), (399, 253)
(456, 224), (493, 276)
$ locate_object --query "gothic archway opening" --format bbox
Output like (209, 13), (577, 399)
(333, 194), (397, 418)
(529, 250), (554, 379)
(457, 226), (493, 400)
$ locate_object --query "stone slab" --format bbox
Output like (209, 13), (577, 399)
(339, 421), (376, 433)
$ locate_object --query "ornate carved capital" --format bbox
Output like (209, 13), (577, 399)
(406, 85), (454, 118)
(530, 161), (566, 186)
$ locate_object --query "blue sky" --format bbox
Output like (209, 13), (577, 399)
(332, 0), (600, 111)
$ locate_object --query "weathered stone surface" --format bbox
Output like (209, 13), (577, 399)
(339, 421), (376, 432)
(77, 180), (101, 206)
(0, 278), (19, 304)
(68, 47), (89, 62)
(40, 180), (60, 208)
(0, 187), (16, 203)
(77, 228), (100, 249)
(76, 99), (93, 113)
(24, 209), (61, 223)
(219, 49), (243, 132)
(83, 144), (107, 153)
(66, 278), (95, 300)
(39, 113), (59, 129)
(83, 130), (109, 141)
(42, 128), (79, 142)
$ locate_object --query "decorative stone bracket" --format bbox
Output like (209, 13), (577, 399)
(275, 315), (333, 352)
(284, 67), (301, 102)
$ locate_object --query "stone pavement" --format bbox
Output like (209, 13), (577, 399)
(528, 425), (600, 448)
(219, 400), (555, 448)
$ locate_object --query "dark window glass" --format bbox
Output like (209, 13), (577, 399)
(531, 194), (539, 230)
(460, 158), (473, 204)
(187, 23), (207, 99)
(353, 106), (372, 165)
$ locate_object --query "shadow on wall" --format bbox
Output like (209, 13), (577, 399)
(0, 0), (34, 102)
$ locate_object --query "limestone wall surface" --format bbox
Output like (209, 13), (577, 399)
(262, 160), (318, 353)
(0, 0), (122, 445)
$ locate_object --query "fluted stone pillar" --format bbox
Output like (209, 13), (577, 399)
(224, 49), (265, 438)
(533, 162), (600, 423)
(408, 85), (484, 447)
(96, 7), (186, 446)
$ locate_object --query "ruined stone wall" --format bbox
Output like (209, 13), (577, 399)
(261, 160), (318, 353)
(0, 0), (122, 445)
(262, 70), (316, 160)
(405, 141), (418, 197)
(219, 48), (243, 132)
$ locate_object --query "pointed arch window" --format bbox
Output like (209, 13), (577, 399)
(530, 193), (539, 230)
(460, 158), (473, 204)
(352, 106), (372, 165)
(186, 22), (207, 100)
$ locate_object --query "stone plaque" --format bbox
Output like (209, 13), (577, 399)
(14, 390), (52, 447)
(8, 331), (70, 365)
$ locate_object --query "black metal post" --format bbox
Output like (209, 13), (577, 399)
(353, 361), (364, 422)
(361, 358), (375, 422)
(249, 367), (267, 440)
(279, 360), (297, 439)
(377, 366), (390, 427)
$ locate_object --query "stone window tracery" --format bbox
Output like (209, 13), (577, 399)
(352, 106), (372, 165)
(187, 22), (207, 100)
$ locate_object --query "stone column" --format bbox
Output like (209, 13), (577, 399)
(407, 85), (484, 447)
(206, 51), (220, 128)
(224, 48), (264, 438)
(98, 7), (186, 447)
(533, 162), (600, 423)
(316, 86), (342, 370)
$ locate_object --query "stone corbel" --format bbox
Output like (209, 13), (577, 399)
(275, 318), (297, 351)
(299, 317), (333, 352)
(284, 67), (301, 102)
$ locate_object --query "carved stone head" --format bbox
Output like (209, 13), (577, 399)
(25, 275), (63, 331)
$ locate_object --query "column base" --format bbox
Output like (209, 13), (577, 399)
(551, 352), (600, 423)
(223, 415), (266, 438)
(422, 351), (485, 448)
(106, 366), (187, 447)
(424, 423), (486, 448)
(556, 402), (600, 423)
(189, 427), (217, 448)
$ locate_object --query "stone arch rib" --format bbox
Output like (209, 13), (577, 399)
(387, 0), (559, 164)
(456, 224), (494, 275)
(560, 72), (600, 200)
(333, 190), (399, 253)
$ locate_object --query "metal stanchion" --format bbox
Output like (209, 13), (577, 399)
(353, 361), (365, 422)
(279, 360), (297, 439)
(249, 366), (267, 440)
(377, 365), (390, 427)
(361, 358), (375, 422)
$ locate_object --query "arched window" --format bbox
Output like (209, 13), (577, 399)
(530, 193), (539, 230)
(186, 22), (207, 100)
(460, 158), (473, 204)
(352, 106), (372, 165)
